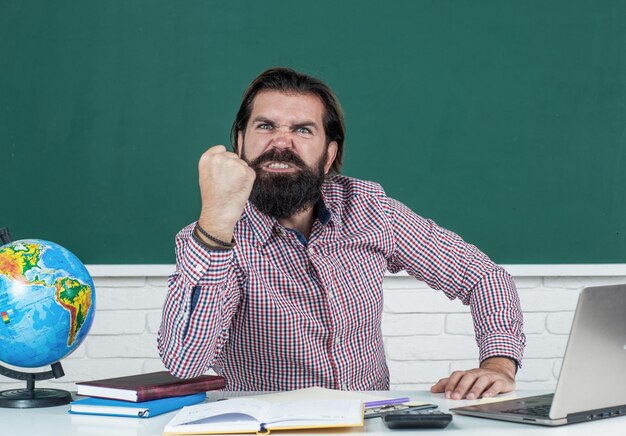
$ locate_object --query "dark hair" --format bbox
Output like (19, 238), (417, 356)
(230, 67), (345, 174)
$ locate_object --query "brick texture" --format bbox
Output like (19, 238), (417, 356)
(1, 274), (623, 393)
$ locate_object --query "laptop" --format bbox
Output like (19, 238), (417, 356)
(451, 284), (626, 426)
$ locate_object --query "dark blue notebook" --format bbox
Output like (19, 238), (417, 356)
(69, 392), (206, 418)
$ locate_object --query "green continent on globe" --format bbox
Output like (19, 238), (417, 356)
(0, 243), (45, 284)
(55, 277), (93, 346)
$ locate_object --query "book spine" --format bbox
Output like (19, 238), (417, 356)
(136, 379), (226, 402)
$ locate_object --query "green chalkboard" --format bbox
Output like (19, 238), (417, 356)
(2, 0), (625, 264)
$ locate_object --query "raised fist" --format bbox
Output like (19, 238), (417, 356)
(197, 145), (256, 242)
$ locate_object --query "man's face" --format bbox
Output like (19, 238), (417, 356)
(238, 91), (338, 219)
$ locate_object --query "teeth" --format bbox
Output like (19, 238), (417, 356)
(268, 163), (289, 169)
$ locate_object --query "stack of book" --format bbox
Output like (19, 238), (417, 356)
(70, 371), (226, 418)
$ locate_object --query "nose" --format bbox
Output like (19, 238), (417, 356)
(271, 127), (293, 150)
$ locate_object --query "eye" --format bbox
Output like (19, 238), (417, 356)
(296, 127), (312, 134)
(258, 123), (273, 130)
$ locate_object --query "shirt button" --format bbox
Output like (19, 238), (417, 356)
(335, 336), (341, 345)
(194, 264), (203, 273)
(308, 246), (316, 255)
(340, 382), (348, 390)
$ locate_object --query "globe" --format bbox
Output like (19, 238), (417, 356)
(0, 239), (96, 368)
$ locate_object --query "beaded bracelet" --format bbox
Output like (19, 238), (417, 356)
(195, 223), (236, 248)
(192, 227), (233, 251)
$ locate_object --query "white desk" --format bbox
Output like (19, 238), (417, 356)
(1, 391), (624, 436)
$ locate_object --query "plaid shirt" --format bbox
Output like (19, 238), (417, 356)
(158, 176), (525, 390)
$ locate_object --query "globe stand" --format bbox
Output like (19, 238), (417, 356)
(0, 362), (72, 408)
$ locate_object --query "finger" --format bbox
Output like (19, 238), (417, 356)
(430, 377), (449, 393)
(201, 150), (241, 165)
(212, 151), (241, 161)
(228, 157), (254, 172)
(221, 151), (242, 159)
(245, 165), (256, 178)
(206, 145), (227, 154)
(466, 375), (492, 400)
(483, 379), (515, 398)
(443, 371), (466, 399)
(451, 372), (479, 400)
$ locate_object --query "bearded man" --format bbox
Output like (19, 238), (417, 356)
(158, 67), (525, 400)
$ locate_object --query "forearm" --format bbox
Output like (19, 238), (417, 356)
(158, 283), (220, 378)
(157, 225), (240, 378)
(470, 268), (526, 367)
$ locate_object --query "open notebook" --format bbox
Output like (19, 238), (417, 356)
(163, 396), (363, 434)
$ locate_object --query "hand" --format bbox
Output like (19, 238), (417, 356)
(197, 145), (256, 241)
(430, 357), (516, 400)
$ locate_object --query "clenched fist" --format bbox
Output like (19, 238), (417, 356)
(197, 145), (256, 242)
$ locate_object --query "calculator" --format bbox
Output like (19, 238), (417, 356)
(381, 408), (453, 429)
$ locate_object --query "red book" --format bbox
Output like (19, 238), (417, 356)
(76, 371), (226, 402)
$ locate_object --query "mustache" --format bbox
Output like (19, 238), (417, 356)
(247, 149), (307, 169)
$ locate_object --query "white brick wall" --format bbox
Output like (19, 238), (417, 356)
(1, 269), (625, 393)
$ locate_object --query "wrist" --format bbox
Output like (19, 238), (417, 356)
(480, 357), (517, 379)
(195, 223), (235, 248)
(191, 226), (233, 251)
(197, 214), (236, 242)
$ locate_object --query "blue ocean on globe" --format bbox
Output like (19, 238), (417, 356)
(0, 239), (96, 368)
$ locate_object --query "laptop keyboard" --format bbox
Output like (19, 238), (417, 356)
(501, 404), (552, 417)
(500, 394), (554, 418)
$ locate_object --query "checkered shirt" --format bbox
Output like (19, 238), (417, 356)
(158, 175), (525, 390)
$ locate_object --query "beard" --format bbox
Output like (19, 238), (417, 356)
(242, 146), (328, 220)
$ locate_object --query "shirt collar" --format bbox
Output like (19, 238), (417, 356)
(242, 179), (340, 247)
(320, 176), (343, 229)
(315, 197), (332, 226)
